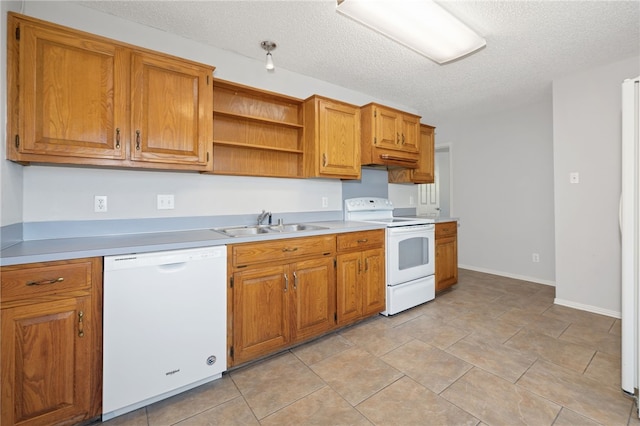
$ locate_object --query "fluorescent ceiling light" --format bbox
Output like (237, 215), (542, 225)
(336, 0), (486, 64)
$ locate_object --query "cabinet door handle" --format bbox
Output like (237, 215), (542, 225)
(358, 259), (362, 273)
(115, 128), (121, 149)
(357, 239), (368, 243)
(397, 132), (400, 144)
(322, 153), (327, 167)
(282, 247), (299, 252)
(365, 259), (369, 272)
(284, 273), (289, 292)
(26, 277), (64, 286)
(78, 311), (85, 338)
(293, 271), (298, 290)
(402, 133), (405, 144)
(136, 130), (141, 150)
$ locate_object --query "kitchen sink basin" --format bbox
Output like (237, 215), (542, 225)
(215, 223), (327, 237)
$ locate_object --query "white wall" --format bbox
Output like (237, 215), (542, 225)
(436, 97), (556, 285)
(1, 1), (24, 231)
(553, 55), (640, 317)
(6, 1), (419, 224)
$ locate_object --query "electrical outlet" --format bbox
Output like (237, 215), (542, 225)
(157, 194), (175, 210)
(94, 195), (107, 213)
(532, 253), (540, 263)
(321, 197), (328, 208)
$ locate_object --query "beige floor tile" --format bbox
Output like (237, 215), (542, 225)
(505, 328), (595, 372)
(583, 351), (621, 390)
(559, 323), (621, 355)
(542, 305), (615, 332)
(260, 386), (371, 426)
(175, 396), (259, 425)
(395, 314), (469, 350)
(380, 303), (426, 326)
(441, 367), (561, 425)
(357, 376), (479, 426)
(310, 346), (403, 405)
(552, 407), (601, 426)
(448, 312), (523, 343)
(230, 352), (325, 419)
(101, 408), (148, 426)
(411, 298), (466, 321)
(446, 333), (537, 383)
(610, 319), (622, 336)
(494, 293), (554, 314)
(381, 339), (472, 393)
(291, 333), (354, 366)
(499, 308), (571, 338)
(517, 359), (632, 425)
(338, 316), (413, 357)
(629, 405), (640, 425)
(146, 375), (240, 425)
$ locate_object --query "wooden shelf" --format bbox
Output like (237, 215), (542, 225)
(211, 79), (304, 178)
(213, 110), (303, 129)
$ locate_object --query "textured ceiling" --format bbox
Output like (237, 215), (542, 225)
(76, 0), (640, 124)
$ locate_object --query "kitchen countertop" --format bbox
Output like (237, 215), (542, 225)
(0, 220), (385, 267)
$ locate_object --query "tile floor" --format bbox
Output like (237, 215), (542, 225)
(102, 269), (639, 425)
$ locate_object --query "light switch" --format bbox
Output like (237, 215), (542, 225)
(569, 172), (580, 184)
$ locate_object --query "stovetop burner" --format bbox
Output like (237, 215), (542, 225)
(344, 197), (434, 227)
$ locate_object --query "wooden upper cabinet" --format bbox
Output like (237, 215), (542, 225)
(7, 13), (213, 171)
(304, 95), (361, 180)
(388, 124), (435, 184)
(360, 103), (421, 169)
(130, 51), (212, 167)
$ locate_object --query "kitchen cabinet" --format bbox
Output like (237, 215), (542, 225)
(303, 95), (361, 179)
(228, 235), (335, 366)
(1, 257), (103, 426)
(211, 79), (304, 178)
(336, 230), (386, 325)
(435, 221), (458, 292)
(7, 13), (213, 171)
(388, 124), (435, 184)
(360, 103), (421, 169)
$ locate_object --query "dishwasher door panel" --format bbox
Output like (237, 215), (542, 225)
(103, 246), (227, 420)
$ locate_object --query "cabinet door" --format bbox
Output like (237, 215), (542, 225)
(400, 115), (420, 154)
(318, 99), (361, 178)
(290, 258), (335, 341)
(1, 296), (92, 426)
(130, 51), (212, 167)
(336, 252), (362, 325)
(374, 106), (401, 150)
(361, 247), (386, 316)
(232, 266), (289, 364)
(412, 125), (435, 183)
(435, 236), (458, 291)
(17, 20), (127, 160)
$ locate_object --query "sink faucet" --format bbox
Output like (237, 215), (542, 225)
(257, 210), (271, 225)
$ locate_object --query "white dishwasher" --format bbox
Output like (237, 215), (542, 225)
(102, 246), (227, 421)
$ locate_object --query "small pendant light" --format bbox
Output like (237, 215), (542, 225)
(261, 41), (277, 70)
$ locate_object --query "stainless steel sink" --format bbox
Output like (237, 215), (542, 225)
(214, 223), (327, 237)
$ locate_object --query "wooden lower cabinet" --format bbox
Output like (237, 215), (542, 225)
(336, 230), (386, 326)
(228, 235), (336, 366)
(1, 257), (102, 426)
(435, 222), (458, 292)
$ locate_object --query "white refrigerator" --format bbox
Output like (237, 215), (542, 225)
(621, 75), (640, 417)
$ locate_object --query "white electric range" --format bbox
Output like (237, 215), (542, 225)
(344, 197), (435, 315)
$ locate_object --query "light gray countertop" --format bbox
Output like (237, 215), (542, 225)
(0, 220), (385, 266)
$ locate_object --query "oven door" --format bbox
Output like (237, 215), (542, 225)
(386, 224), (435, 286)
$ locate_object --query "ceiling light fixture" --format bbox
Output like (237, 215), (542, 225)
(336, 0), (486, 65)
(261, 40), (276, 70)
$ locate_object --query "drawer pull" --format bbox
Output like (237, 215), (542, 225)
(136, 130), (141, 150)
(284, 274), (289, 292)
(293, 271), (298, 290)
(78, 311), (85, 338)
(26, 277), (64, 286)
(357, 239), (368, 243)
(282, 247), (299, 252)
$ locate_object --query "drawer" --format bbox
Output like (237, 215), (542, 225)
(1, 258), (96, 304)
(435, 222), (457, 239)
(337, 229), (385, 252)
(232, 235), (335, 267)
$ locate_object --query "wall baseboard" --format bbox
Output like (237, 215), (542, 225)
(554, 298), (621, 319)
(458, 264), (556, 287)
